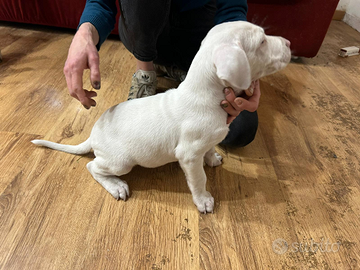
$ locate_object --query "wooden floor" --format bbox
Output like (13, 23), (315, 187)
(0, 21), (359, 270)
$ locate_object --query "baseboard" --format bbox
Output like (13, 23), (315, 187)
(333, 10), (346, 21)
(343, 13), (360, 33)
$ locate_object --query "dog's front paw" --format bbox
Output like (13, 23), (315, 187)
(204, 152), (223, 167)
(194, 192), (214, 214)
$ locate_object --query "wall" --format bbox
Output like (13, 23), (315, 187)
(337, 0), (351, 10)
(337, 0), (360, 32)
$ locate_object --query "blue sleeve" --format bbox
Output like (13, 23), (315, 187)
(78, 0), (118, 50)
(214, 0), (248, 25)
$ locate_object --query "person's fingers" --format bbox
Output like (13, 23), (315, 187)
(64, 63), (78, 101)
(235, 84), (261, 112)
(88, 52), (101, 90)
(84, 89), (97, 98)
(71, 70), (92, 109)
(233, 97), (258, 112)
(224, 87), (242, 111)
(84, 90), (97, 107)
(251, 80), (261, 99)
(245, 81), (256, 96)
(220, 99), (238, 125)
(226, 115), (237, 125)
(238, 80), (261, 112)
(221, 87), (243, 124)
(221, 100), (241, 117)
(232, 80), (261, 112)
(221, 82), (262, 123)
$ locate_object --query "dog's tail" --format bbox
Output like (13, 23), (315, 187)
(31, 138), (92, 155)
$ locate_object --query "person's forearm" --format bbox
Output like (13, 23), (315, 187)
(78, 0), (117, 50)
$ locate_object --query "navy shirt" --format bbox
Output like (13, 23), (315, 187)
(79, 0), (248, 49)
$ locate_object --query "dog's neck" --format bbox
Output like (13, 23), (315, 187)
(178, 49), (228, 108)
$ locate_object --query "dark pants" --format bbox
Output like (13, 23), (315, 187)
(118, 0), (258, 148)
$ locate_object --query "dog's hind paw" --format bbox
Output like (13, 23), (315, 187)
(204, 152), (223, 167)
(108, 181), (130, 201)
(194, 192), (214, 214)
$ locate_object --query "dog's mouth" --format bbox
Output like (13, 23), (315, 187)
(283, 48), (292, 64)
(273, 49), (291, 71)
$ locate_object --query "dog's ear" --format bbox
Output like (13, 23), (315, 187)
(212, 44), (251, 90)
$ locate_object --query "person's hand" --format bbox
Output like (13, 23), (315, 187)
(220, 80), (261, 124)
(64, 23), (101, 109)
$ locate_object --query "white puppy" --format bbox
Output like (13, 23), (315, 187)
(32, 21), (291, 213)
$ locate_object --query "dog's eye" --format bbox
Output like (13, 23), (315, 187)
(261, 39), (266, 45)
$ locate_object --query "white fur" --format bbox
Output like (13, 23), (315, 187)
(32, 21), (291, 213)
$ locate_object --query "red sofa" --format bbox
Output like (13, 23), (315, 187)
(247, 0), (339, 57)
(0, 0), (339, 57)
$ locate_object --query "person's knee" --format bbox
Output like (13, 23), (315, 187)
(220, 111), (258, 148)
